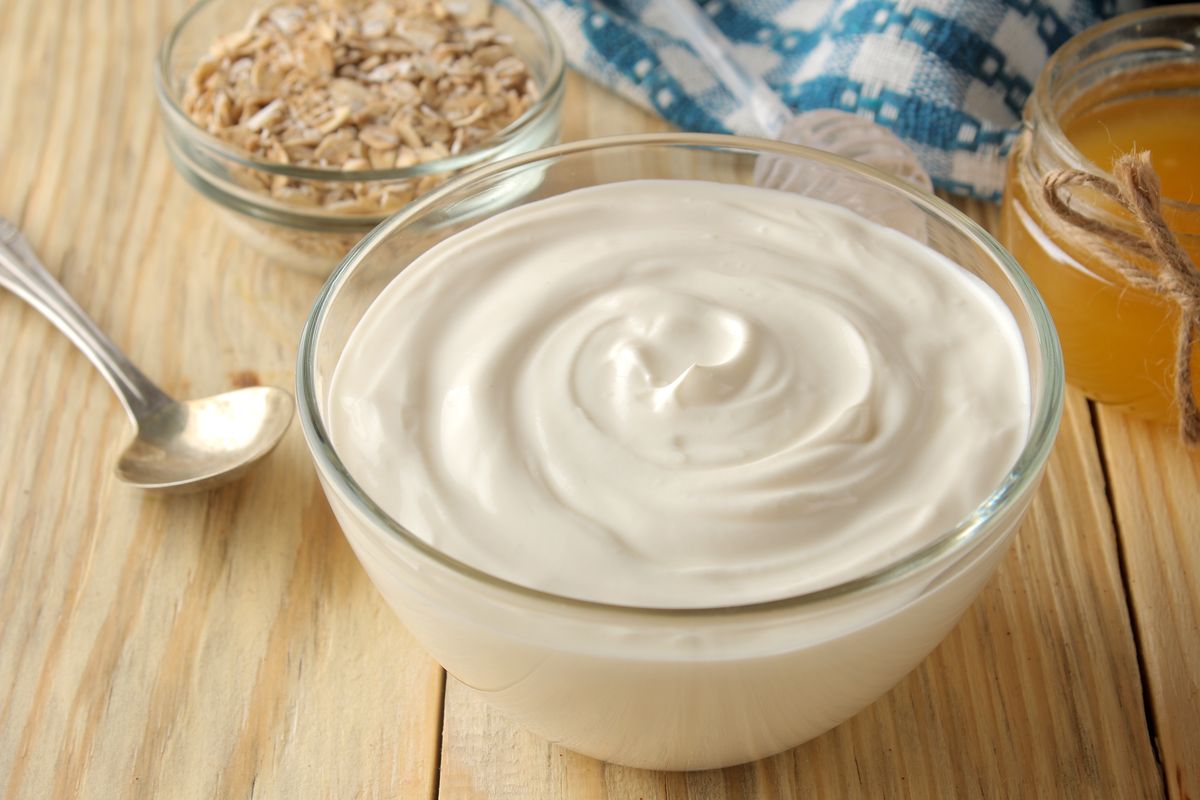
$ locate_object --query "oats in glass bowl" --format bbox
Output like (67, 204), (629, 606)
(156, 0), (564, 274)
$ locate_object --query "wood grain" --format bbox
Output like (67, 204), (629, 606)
(0, 2), (1191, 796)
(1095, 409), (1200, 800)
(0, 2), (442, 798)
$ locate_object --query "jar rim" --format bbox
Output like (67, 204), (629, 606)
(1028, 3), (1200, 214)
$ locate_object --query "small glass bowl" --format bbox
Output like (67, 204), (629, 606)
(298, 134), (1064, 770)
(155, 0), (564, 275)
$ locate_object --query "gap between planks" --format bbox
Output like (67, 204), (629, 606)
(1088, 400), (1168, 795)
(432, 668), (449, 800)
(1092, 403), (1200, 800)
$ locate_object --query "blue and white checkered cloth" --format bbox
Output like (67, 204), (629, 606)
(529, 0), (1122, 198)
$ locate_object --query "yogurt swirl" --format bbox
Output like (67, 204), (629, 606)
(329, 180), (1030, 607)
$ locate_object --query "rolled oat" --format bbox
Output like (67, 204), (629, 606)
(181, 0), (539, 214)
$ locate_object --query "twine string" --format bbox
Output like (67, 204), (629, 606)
(1039, 151), (1200, 445)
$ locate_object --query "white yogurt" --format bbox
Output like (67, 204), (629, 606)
(328, 179), (1030, 608)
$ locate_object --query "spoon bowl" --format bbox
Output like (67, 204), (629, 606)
(0, 217), (293, 493)
(116, 386), (294, 492)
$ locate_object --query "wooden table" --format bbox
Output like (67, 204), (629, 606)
(1, 2), (1196, 796)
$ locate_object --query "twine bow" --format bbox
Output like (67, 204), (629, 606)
(1041, 151), (1200, 446)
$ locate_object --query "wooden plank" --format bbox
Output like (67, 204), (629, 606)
(436, 77), (1164, 797)
(1095, 409), (1200, 800)
(0, 1), (443, 797)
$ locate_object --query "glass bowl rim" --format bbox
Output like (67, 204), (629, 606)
(296, 132), (1066, 618)
(154, 0), (566, 183)
(1029, 2), (1200, 214)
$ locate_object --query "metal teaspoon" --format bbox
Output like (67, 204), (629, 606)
(0, 217), (293, 493)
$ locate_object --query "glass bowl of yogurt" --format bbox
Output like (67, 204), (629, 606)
(297, 134), (1064, 770)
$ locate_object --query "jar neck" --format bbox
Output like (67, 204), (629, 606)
(1022, 5), (1200, 234)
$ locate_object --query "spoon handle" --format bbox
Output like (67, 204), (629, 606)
(0, 217), (173, 423)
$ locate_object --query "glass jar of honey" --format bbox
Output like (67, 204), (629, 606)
(1002, 5), (1200, 427)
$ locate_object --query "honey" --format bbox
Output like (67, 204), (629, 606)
(1001, 8), (1200, 426)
